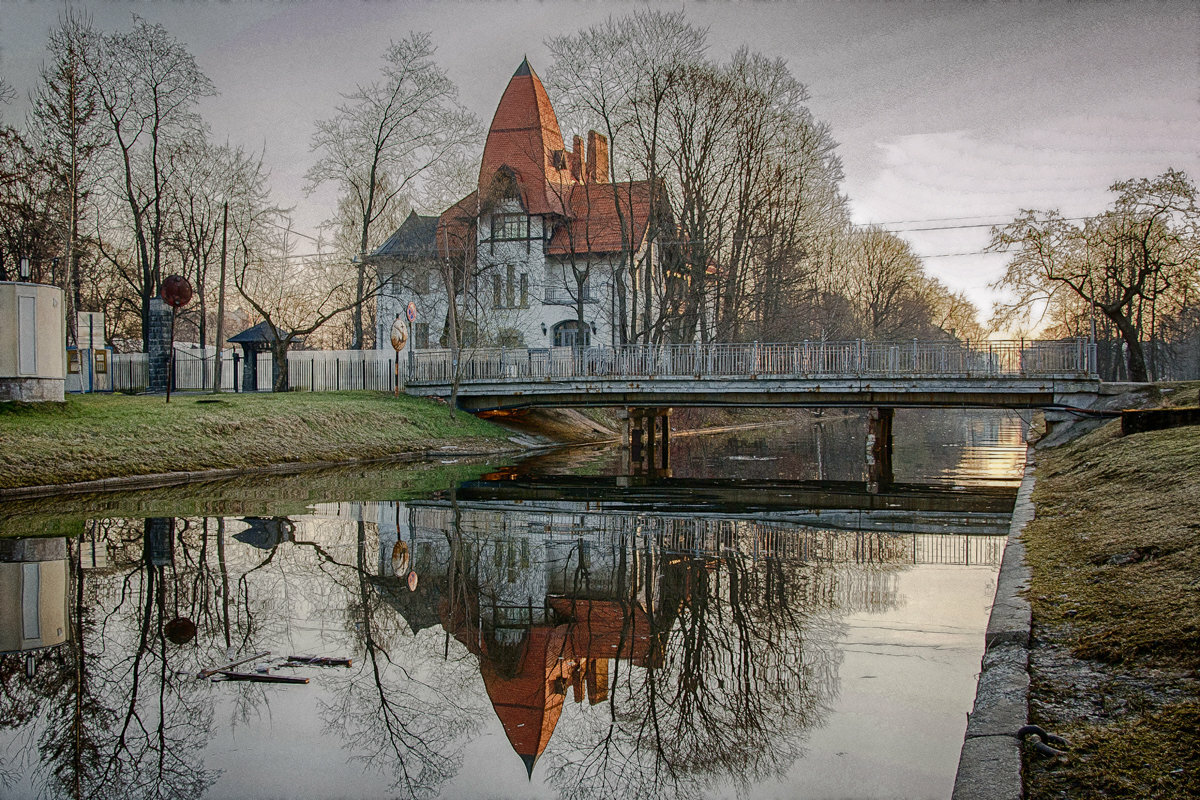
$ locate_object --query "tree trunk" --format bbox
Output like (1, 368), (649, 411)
(271, 340), (290, 392)
(1107, 309), (1149, 382)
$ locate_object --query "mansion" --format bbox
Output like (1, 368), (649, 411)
(372, 58), (658, 352)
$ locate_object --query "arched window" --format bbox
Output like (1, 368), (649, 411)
(552, 320), (590, 348)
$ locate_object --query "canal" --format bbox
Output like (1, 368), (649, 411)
(0, 409), (1027, 799)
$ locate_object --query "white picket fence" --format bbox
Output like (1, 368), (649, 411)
(110, 348), (402, 393)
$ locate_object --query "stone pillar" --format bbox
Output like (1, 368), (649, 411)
(659, 408), (672, 471)
(645, 408), (657, 475)
(618, 409), (632, 475)
(146, 298), (173, 393)
(145, 518), (175, 567)
(867, 407), (895, 490)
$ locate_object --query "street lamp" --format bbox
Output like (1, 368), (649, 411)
(19, 257), (30, 281)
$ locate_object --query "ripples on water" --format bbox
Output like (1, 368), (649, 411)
(0, 409), (1026, 799)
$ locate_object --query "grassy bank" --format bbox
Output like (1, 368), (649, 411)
(0, 391), (513, 491)
(1023, 383), (1200, 799)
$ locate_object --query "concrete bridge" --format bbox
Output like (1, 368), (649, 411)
(405, 339), (1100, 412)
(406, 339), (1098, 478)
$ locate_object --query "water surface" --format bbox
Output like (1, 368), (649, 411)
(0, 409), (1027, 799)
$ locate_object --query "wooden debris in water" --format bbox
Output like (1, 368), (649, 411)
(286, 655), (352, 667)
(213, 670), (309, 684)
(198, 651), (271, 678)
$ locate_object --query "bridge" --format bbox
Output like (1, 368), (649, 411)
(406, 338), (1098, 478)
(405, 339), (1100, 412)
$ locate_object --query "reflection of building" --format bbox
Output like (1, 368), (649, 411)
(385, 503), (898, 775)
(0, 538), (69, 654)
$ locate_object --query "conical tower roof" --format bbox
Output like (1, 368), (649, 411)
(479, 58), (572, 215)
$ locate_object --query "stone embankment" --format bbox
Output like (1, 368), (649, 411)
(955, 381), (1200, 800)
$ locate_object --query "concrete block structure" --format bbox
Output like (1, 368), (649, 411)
(146, 298), (173, 394)
(0, 281), (66, 402)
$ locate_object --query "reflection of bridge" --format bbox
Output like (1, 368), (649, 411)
(407, 502), (1008, 566)
(406, 340), (1100, 411)
(456, 475), (1016, 515)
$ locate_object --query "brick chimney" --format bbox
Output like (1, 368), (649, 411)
(585, 130), (609, 184)
(569, 135), (584, 182)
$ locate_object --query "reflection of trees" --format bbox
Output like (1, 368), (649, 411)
(546, 551), (844, 799)
(2, 510), (483, 800)
(0, 518), (219, 800)
(413, 504), (871, 798)
(287, 517), (482, 799)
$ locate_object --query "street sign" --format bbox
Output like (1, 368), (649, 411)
(390, 315), (408, 351)
(161, 275), (193, 308)
(77, 312), (105, 349)
(406, 301), (417, 323)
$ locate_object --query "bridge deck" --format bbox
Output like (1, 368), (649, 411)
(404, 340), (1100, 410)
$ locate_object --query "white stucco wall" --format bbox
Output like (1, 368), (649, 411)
(0, 282), (66, 401)
(375, 203), (654, 353)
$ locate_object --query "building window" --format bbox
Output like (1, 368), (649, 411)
(492, 266), (528, 309)
(491, 213), (528, 241)
(544, 272), (593, 305)
(413, 322), (429, 349)
(459, 321), (478, 348)
(552, 320), (591, 348)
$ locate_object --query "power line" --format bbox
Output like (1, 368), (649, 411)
(866, 213), (1017, 226)
(880, 216), (1091, 234)
(264, 218), (325, 244)
(921, 250), (1000, 259)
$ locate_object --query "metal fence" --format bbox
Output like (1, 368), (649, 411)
(409, 339), (1097, 385)
(104, 338), (1095, 394)
(110, 349), (401, 393)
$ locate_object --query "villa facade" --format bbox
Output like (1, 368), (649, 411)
(372, 58), (658, 353)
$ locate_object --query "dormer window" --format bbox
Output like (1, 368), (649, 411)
(491, 213), (529, 241)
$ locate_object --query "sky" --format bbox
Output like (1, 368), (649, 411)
(2, 0), (1197, 320)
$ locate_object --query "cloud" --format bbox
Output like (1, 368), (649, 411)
(845, 120), (1200, 316)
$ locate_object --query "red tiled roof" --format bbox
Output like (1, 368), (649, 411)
(479, 59), (572, 216)
(547, 180), (654, 255)
(435, 191), (478, 259)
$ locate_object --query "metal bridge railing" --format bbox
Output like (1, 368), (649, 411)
(407, 339), (1097, 385)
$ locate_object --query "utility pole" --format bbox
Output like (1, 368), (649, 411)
(212, 201), (229, 393)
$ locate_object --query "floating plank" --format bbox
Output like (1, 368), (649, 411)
(198, 651), (271, 679)
(286, 655), (352, 667)
(214, 670), (308, 684)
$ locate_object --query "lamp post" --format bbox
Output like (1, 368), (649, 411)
(19, 257), (30, 281)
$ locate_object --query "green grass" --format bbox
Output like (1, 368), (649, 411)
(0, 391), (513, 490)
(1023, 382), (1200, 799)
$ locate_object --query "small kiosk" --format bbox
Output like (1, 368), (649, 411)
(228, 321), (277, 392)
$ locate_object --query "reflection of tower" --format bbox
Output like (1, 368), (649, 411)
(410, 505), (658, 777)
(0, 537), (70, 675)
(456, 598), (655, 778)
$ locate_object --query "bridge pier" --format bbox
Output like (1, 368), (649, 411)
(622, 407), (672, 476)
(866, 407), (895, 491)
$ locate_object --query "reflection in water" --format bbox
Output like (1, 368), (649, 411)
(0, 411), (1026, 799)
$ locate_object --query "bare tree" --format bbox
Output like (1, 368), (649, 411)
(306, 32), (479, 351)
(234, 221), (381, 392)
(989, 169), (1199, 381)
(80, 16), (215, 350)
(27, 9), (107, 345)
(546, 10), (707, 344)
(843, 226), (932, 338)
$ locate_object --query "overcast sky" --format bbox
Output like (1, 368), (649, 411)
(2, 0), (1197, 317)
